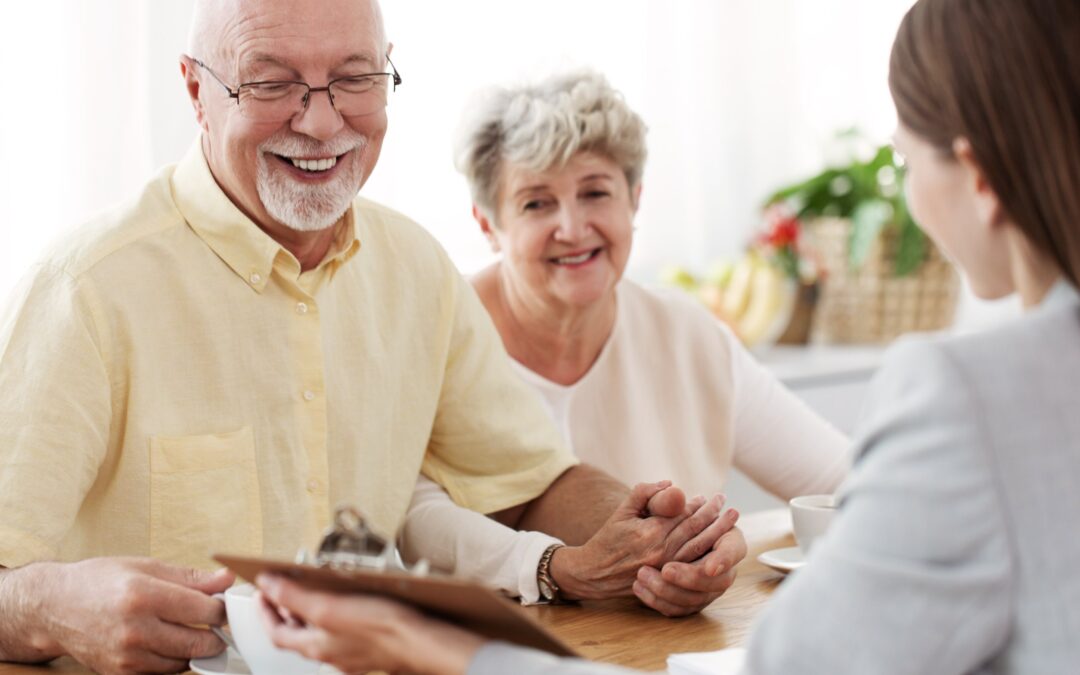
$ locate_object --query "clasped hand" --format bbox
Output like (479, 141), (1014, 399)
(551, 480), (747, 616)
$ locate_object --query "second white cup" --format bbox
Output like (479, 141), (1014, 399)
(789, 494), (837, 555)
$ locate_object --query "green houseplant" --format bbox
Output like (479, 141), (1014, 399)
(765, 133), (928, 276)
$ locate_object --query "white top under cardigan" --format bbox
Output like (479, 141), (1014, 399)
(400, 279), (849, 602)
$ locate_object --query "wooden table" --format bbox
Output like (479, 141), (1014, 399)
(0, 510), (793, 674)
(521, 509), (791, 671)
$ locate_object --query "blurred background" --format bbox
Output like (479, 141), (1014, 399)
(0, 1), (927, 290)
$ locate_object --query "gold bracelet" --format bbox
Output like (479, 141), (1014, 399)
(536, 543), (566, 604)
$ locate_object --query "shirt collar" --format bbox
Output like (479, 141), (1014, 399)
(170, 139), (360, 293)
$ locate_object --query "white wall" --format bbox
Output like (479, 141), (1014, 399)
(0, 1), (919, 299)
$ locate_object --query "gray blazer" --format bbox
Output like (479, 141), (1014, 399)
(467, 282), (1080, 675)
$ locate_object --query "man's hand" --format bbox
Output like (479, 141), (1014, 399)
(633, 523), (747, 617)
(2, 557), (233, 674)
(549, 481), (728, 600)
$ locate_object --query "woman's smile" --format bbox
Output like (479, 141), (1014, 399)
(549, 247), (603, 268)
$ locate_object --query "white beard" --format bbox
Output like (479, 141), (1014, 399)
(256, 129), (368, 232)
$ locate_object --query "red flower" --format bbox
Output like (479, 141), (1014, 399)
(761, 208), (801, 248)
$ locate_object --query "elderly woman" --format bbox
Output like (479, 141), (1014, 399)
(397, 70), (848, 615)
(259, 0), (1080, 672)
(456, 70), (849, 501)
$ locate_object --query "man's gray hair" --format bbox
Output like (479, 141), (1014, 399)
(453, 69), (647, 221)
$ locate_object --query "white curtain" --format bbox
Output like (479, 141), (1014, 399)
(371, 0), (917, 278)
(0, 0), (917, 295)
(0, 1), (192, 297)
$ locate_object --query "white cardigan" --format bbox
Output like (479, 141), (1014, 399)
(400, 280), (849, 602)
(512, 280), (849, 500)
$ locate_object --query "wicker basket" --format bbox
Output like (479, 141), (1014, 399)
(808, 217), (960, 344)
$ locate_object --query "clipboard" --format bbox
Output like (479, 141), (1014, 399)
(214, 553), (579, 657)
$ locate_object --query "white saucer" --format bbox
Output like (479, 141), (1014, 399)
(190, 647), (336, 675)
(757, 546), (806, 574)
(190, 647), (251, 675)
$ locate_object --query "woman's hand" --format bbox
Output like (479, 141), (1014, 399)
(549, 481), (737, 602)
(255, 574), (485, 675)
(633, 523), (747, 617)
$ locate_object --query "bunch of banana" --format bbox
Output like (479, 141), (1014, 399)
(661, 255), (794, 346)
(700, 254), (795, 346)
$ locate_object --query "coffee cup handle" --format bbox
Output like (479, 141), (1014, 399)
(210, 592), (237, 651)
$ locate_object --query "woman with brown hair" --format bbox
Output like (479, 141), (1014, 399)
(252, 0), (1080, 672)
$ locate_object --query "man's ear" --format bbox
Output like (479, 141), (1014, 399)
(180, 55), (210, 133)
(953, 136), (1004, 231)
(472, 204), (500, 252)
(632, 182), (643, 214)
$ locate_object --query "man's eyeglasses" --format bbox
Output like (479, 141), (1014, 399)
(191, 56), (402, 123)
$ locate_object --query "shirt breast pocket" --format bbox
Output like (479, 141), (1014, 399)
(149, 426), (262, 570)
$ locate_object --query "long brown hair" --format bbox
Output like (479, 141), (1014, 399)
(889, 0), (1080, 288)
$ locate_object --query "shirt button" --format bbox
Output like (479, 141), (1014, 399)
(296, 302), (308, 314)
(306, 479), (319, 493)
(249, 272), (262, 285)
(302, 390), (316, 401)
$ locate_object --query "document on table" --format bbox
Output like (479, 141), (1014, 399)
(667, 647), (746, 675)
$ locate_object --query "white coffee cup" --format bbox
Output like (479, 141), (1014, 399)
(789, 494), (837, 555)
(217, 583), (322, 675)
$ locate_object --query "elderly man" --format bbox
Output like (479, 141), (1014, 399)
(0, 0), (744, 672)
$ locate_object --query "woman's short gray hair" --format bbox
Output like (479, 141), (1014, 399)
(453, 69), (648, 220)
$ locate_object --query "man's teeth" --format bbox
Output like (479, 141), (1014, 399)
(554, 251), (594, 265)
(290, 157), (337, 171)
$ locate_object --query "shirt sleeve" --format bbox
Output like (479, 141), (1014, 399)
(399, 475), (562, 603)
(468, 642), (639, 675)
(741, 339), (1012, 674)
(729, 335), (851, 501)
(0, 264), (112, 567)
(422, 267), (579, 515)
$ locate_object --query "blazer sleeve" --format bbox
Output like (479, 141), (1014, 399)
(741, 338), (1013, 674)
(467, 642), (639, 675)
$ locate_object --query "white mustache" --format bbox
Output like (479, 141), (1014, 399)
(260, 130), (366, 158)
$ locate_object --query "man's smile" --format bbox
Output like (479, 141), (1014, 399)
(270, 151), (350, 179)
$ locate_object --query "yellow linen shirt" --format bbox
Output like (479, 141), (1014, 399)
(0, 142), (577, 570)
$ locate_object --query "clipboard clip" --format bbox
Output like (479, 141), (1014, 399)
(295, 506), (430, 576)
